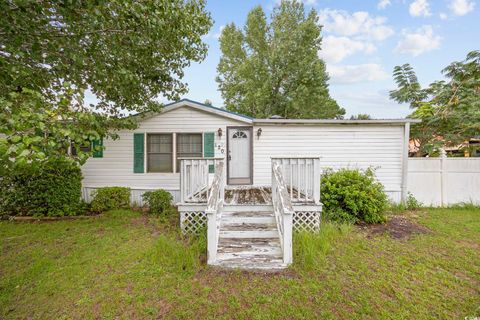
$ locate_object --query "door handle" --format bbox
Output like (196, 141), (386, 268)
(228, 155), (231, 161)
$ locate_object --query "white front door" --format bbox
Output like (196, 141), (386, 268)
(227, 127), (252, 184)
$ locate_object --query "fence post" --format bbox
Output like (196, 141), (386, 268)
(206, 209), (217, 264)
(283, 213), (293, 265)
(313, 158), (320, 204)
(401, 122), (410, 204)
(440, 148), (447, 207)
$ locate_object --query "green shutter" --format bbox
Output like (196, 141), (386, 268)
(133, 133), (145, 173)
(203, 132), (215, 157)
(92, 138), (103, 158)
(204, 132), (215, 173)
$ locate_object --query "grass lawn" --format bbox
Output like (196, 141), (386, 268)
(1, 208), (479, 319)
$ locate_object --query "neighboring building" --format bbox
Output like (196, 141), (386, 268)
(409, 137), (480, 157)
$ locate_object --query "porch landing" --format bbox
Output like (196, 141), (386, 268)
(224, 186), (271, 205)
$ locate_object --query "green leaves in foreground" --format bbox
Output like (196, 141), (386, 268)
(0, 0), (212, 167)
(389, 51), (480, 156)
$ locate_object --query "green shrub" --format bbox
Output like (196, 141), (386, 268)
(406, 192), (422, 210)
(0, 158), (83, 216)
(320, 168), (388, 224)
(142, 189), (174, 217)
(90, 187), (131, 213)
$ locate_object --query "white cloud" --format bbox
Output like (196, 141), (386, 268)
(215, 25), (225, 39)
(302, 0), (317, 5)
(439, 12), (449, 19)
(319, 36), (376, 63)
(332, 90), (411, 118)
(448, 0), (475, 15)
(409, 0), (432, 17)
(378, 0), (392, 10)
(203, 25), (225, 40)
(327, 64), (389, 84)
(395, 25), (441, 56)
(318, 9), (395, 41)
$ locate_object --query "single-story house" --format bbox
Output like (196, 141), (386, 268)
(81, 99), (419, 269)
(82, 98), (416, 203)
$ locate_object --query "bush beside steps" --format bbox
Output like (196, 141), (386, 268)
(320, 167), (389, 224)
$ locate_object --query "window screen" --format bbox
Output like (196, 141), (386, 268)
(176, 133), (203, 172)
(147, 134), (173, 172)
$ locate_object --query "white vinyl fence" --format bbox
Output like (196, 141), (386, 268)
(407, 154), (480, 206)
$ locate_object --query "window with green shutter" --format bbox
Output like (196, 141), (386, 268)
(133, 133), (145, 173)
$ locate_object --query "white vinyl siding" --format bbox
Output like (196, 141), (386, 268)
(81, 106), (245, 194)
(252, 125), (405, 202)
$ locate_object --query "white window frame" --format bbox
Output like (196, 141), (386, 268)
(143, 132), (205, 174)
(146, 133), (174, 173)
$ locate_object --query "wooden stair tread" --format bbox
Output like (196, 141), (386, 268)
(214, 208), (284, 270)
(221, 222), (277, 231)
(221, 216), (275, 224)
(222, 211), (274, 217)
(219, 230), (279, 238)
(213, 258), (286, 270)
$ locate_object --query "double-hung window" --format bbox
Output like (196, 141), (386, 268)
(176, 133), (203, 172)
(146, 133), (203, 173)
(147, 134), (173, 173)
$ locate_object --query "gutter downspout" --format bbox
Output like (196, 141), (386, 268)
(401, 122), (410, 204)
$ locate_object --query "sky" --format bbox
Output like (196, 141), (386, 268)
(176, 0), (478, 119)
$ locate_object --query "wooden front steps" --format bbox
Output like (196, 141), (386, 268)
(213, 205), (287, 270)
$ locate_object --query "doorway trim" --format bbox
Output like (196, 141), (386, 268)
(226, 126), (253, 185)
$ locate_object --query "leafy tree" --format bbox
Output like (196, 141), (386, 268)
(350, 114), (372, 120)
(216, 0), (344, 119)
(390, 51), (480, 156)
(0, 0), (212, 167)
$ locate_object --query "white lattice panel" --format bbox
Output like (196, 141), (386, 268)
(293, 211), (321, 233)
(180, 211), (207, 234)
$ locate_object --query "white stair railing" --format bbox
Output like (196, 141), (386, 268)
(205, 160), (225, 264)
(180, 158), (222, 203)
(271, 161), (294, 265)
(271, 157), (321, 204)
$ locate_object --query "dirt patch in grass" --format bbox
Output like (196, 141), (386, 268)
(359, 215), (431, 239)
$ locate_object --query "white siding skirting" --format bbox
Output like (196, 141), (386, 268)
(82, 187), (181, 206)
